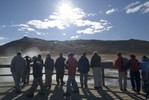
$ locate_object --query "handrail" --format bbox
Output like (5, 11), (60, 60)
(0, 61), (118, 86)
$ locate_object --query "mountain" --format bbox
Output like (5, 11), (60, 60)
(0, 36), (149, 56)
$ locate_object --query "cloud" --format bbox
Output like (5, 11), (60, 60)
(0, 25), (6, 28)
(106, 8), (117, 15)
(28, 7), (111, 34)
(70, 35), (80, 39)
(12, 24), (46, 35)
(0, 37), (7, 41)
(125, 1), (149, 14)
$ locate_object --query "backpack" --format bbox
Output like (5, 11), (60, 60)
(121, 58), (129, 70)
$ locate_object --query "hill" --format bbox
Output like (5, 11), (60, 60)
(0, 36), (149, 56)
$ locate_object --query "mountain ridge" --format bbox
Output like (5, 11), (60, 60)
(0, 36), (149, 56)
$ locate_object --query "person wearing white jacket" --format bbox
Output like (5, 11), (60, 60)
(10, 51), (26, 93)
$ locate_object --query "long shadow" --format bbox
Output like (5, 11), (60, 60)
(81, 87), (100, 100)
(104, 86), (145, 100)
(0, 84), (26, 100)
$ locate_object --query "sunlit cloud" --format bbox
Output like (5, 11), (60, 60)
(125, 1), (149, 14)
(28, 4), (111, 35)
(0, 37), (7, 41)
(70, 35), (80, 39)
(106, 8), (118, 15)
(11, 24), (46, 35)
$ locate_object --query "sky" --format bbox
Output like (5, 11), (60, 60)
(0, 0), (149, 45)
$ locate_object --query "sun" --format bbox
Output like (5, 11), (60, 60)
(59, 3), (74, 20)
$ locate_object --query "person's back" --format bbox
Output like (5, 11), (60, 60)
(67, 57), (77, 76)
(140, 56), (149, 73)
(129, 58), (139, 72)
(55, 56), (66, 71)
(11, 54), (26, 73)
(45, 55), (54, 71)
(78, 56), (89, 73)
(33, 60), (43, 78)
(91, 54), (101, 68)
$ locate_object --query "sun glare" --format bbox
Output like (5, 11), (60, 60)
(59, 3), (73, 20)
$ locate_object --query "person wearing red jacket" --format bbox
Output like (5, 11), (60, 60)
(129, 54), (140, 94)
(115, 52), (127, 91)
(63, 53), (79, 96)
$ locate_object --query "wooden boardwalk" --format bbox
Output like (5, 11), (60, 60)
(0, 81), (147, 100)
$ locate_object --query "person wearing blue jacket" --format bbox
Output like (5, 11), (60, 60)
(78, 53), (90, 88)
(140, 56), (149, 91)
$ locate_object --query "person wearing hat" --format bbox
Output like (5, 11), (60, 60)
(10, 51), (27, 93)
(140, 56), (149, 91)
(26, 56), (45, 97)
(44, 54), (54, 89)
(91, 51), (102, 90)
(129, 54), (140, 94)
(78, 53), (90, 88)
(63, 53), (79, 96)
(115, 52), (127, 91)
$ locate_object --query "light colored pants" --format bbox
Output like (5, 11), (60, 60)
(93, 67), (102, 87)
(12, 72), (22, 92)
(45, 70), (53, 87)
(80, 73), (88, 86)
(28, 77), (45, 95)
(118, 71), (127, 89)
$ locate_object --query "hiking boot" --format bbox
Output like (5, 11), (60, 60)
(26, 94), (34, 97)
(73, 90), (79, 93)
(124, 88), (127, 91)
(94, 86), (99, 90)
(120, 88), (123, 91)
(85, 85), (88, 88)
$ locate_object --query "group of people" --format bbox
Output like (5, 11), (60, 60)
(10, 51), (102, 97)
(115, 52), (149, 94)
(10, 51), (149, 97)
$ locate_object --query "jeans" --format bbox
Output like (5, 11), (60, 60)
(45, 70), (53, 87)
(12, 72), (22, 92)
(130, 70), (140, 92)
(66, 76), (79, 93)
(80, 73), (88, 86)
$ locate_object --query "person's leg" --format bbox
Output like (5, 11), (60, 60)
(12, 72), (21, 92)
(84, 73), (88, 88)
(38, 77), (46, 94)
(26, 68), (30, 84)
(27, 78), (38, 96)
(49, 70), (53, 87)
(93, 67), (99, 88)
(80, 73), (83, 87)
(98, 67), (102, 88)
(118, 72), (123, 90)
(130, 71), (136, 90)
(72, 76), (79, 92)
(56, 70), (60, 85)
(66, 76), (71, 94)
(135, 71), (141, 93)
(123, 71), (127, 90)
(60, 70), (65, 85)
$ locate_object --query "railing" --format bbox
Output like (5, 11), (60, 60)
(0, 62), (118, 86)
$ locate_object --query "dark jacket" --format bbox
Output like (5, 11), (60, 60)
(91, 54), (101, 68)
(78, 56), (90, 73)
(45, 57), (54, 71)
(55, 57), (66, 71)
(33, 61), (43, 78)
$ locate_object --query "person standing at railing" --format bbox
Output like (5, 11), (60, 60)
(129, 54), (140, 94)
(55, 53), (66, 86)
(10, 51), (26, 93)
(26, 56), (45, 97)
(91, 51), (102, 90)
(63, 53), (79, 96)
(23, 56), (32, 85)
(115, 52), (128, 91)
(78, 53), (90, 88)
(44, 54), (54, 89)
(140, 56), (149, 92)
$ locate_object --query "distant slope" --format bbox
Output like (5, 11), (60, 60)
(0, 36), (149, 56)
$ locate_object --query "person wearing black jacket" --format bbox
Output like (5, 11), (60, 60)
(55, 53), (66, 86)
(78, 53), (90, 88)
(91, 51), (102, 90)
(26, 56), (45, 97)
